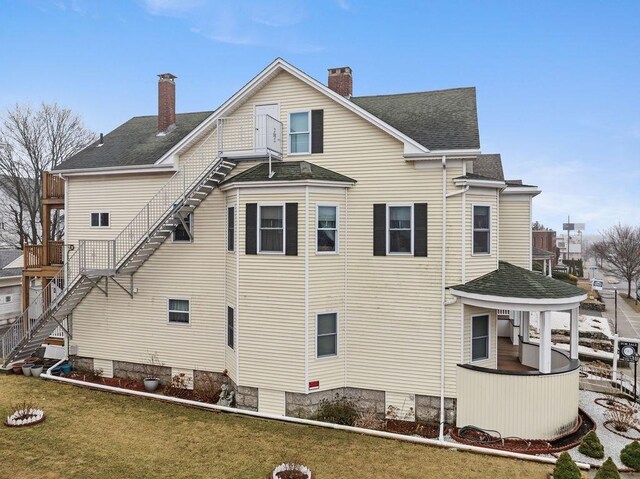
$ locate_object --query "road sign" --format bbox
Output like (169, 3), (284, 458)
(563, 222), (585, 231)
(619, 341), (639, 362)
(592, 279), (604, 291)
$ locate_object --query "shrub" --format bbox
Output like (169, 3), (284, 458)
(621, 441), (640, 471)
(314, 394), (359, 426)
(578, 431), (605, 459)
(163, 373), (192, 399)
(553, 452), (582, 479)
(605, 405), (637, 432)
(553, 271), (578, 285)
(193, 375), (224, 404)
(594, 457), (620, 479)
(581, 299), (606, 312)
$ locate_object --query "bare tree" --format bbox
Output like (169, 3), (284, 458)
(0, 103), (95, 248)
(592, 224), (640, 298)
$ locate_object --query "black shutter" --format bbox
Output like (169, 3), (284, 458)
(285, 203), (298, 256)
(311, 109), (324, 154)
(373, 204), (386, 256)
(414, 203), (428, 257)
(245, 203), (257, 255)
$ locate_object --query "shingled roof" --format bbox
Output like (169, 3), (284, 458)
(221, 161), (355, 185)
(450, 261), (585, 300)
(0, 249), (22, 278)
(54, 112), (212, 171)
(351, 87), (480, 151)
(473, 154), (504, 181)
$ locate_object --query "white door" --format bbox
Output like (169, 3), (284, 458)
(255, 104), (279, 151)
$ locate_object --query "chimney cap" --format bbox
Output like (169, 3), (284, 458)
(158, 73), (177, 81)
(328, 67), (352, 75)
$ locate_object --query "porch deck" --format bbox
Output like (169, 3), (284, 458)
(497, 338), (535, 372)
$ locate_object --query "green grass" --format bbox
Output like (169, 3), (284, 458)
(0, 375), (550, 479)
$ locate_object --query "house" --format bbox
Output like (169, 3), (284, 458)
(0, 59), (586, 440)
(0, 250), (22, 331)
(532, 228), (558, 269)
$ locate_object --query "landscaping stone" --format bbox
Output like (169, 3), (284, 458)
(236, 386), (258, 411)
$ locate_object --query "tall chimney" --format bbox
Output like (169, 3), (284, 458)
(328, 67), (352, 98)
(158, 73), (177, 133)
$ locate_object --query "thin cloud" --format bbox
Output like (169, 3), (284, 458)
(337, 0), (352, 11)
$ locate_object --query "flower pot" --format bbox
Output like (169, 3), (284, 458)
(60, 363), (72, 374)
(12, 363), (23, 374)
(144, 378), (160, 392)
(31, 366), (43, 378)
(21, 364), (33, 376)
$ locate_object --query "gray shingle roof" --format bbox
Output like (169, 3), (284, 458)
(0, 249), (21, 277)
(53, 112), (212, 171)
(221, 161), (355, 185)
(351, 87), (480, 151)
(473, 154), (504, 181)
(533, 247), (555, 259)
(450, 261), (585, 300)
(454, 173), (504, 182)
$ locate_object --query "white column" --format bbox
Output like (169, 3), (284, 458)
(522, 311), (530, 342)
(543, 260), (547, 276)
(570, 307), (579, 360)
(548, 259), (552, 277)
(539, 310), (552, 373)
(510, 311), (520, 345)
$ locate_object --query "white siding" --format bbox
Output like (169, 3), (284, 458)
(499, 195), (532, 269)
(258, 388), (286, 415)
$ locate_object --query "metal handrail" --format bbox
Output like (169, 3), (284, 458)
(217, 114), (282, 156)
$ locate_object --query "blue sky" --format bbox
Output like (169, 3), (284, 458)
(1, 0), (638, 233)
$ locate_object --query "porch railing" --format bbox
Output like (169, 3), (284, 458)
(42, 171), (65, 199)
(24, 241), (66, 269)
(217, 114), (282, 156)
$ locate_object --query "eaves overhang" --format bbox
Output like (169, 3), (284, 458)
(448, 288), (587, 312)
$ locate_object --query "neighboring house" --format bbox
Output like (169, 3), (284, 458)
(1, 59), (586, 441)
(557, 231), (583, 262)
(0, 175), (41, 248)
(532, 228), (558, 268)
(0, 249), (22, 327)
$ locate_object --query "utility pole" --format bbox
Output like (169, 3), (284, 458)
(615, 286), (618, 334)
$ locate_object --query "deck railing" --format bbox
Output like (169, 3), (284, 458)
(24, 241), (66, 269)
(217, 114), (282, 157)
(42, 171), (65, 200)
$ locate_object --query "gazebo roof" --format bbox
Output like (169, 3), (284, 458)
(532, 247), (554, 260)
(450, 261), (586, 302)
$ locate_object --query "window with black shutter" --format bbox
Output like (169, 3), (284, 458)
(245, 203), (257, 254)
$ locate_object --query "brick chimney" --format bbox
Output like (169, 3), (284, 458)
(158, 73), (177, 133)
(328, 67), (352, 98)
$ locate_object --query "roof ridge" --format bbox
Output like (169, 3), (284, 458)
(352, 86), (476, 99)
(129, 110), (214, 120)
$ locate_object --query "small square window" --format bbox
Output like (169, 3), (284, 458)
(317, 312), (337, 358)
(168, 299), (190, 324)
(173, 213), (193, 242)
(91, 212), (110, 228)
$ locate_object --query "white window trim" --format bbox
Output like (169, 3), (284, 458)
(227, 206), (235, 253)
(315, 204), (339, 255)
(316, 311), (338, 359)
(167, 297), (191, 326)
(172, 212), (193, 243)
(288, 110), (311, 156)
(90, 211), (111, 228)
(386, 203), (414, 255)
(471, 203), (492, 256)
(470, 313), (490, 363)
(226, 304), (235, 350)
(258, 203), (286, 254)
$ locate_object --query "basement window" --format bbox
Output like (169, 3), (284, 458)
(90, 212), (110, 228)
(168, 299), (190, 324)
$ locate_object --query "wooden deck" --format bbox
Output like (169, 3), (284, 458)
(497, 337), (536, 372)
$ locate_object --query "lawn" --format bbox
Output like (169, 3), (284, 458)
(0, 375), (550, 479)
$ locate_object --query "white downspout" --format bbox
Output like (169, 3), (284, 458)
(439, 155), (447, 442)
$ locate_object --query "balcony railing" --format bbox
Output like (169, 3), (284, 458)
(217, 114), (282, 159)
(24, 241), (66, 269)
(42, 171), (65, 200)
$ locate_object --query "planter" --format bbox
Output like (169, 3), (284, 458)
(31, 366), (44, 378)
(4, 408), (45, 428)
(60, 363), (72, 374)
(11, 363), (23, 374)
(21, 364), (33, 376)
(143, 378), (160, 392)
(269, 464), (313, 479)
(603, 420), (640, 440)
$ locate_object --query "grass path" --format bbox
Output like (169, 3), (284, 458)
(0, 375), (550, 479)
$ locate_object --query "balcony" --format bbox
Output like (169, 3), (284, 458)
(217, 115), (282, 160)
(24, 241), (66, 270)
(42, 171), (65, 206)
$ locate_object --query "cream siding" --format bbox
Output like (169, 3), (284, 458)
(499, 195), (532, 269)
(258, 388), (286, 415)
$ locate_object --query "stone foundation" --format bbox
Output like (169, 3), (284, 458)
(415, 395), (457, 426)
(286, 387), (386, 419)
(236, 386), (258, 411)
(193, 370), (234, 391)
(113, 360), (172, 385)
(69, 356), (94, 372)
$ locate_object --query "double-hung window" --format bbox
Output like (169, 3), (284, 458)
(90, 212), (110, 228)
(289, 111), (310, 154)
(227, 306), (235, 349)
(471, 315), (489, 361)
(317, 312), (337, 358)
(259, 205), (284, 253)
(168, 299), (190, 324)
(473, 205), (491, 254)
(227, 206), (235, 252)
(387, 205), (412, 254)
(317, 205), (338, 253)
(173, 213), (193, 242)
